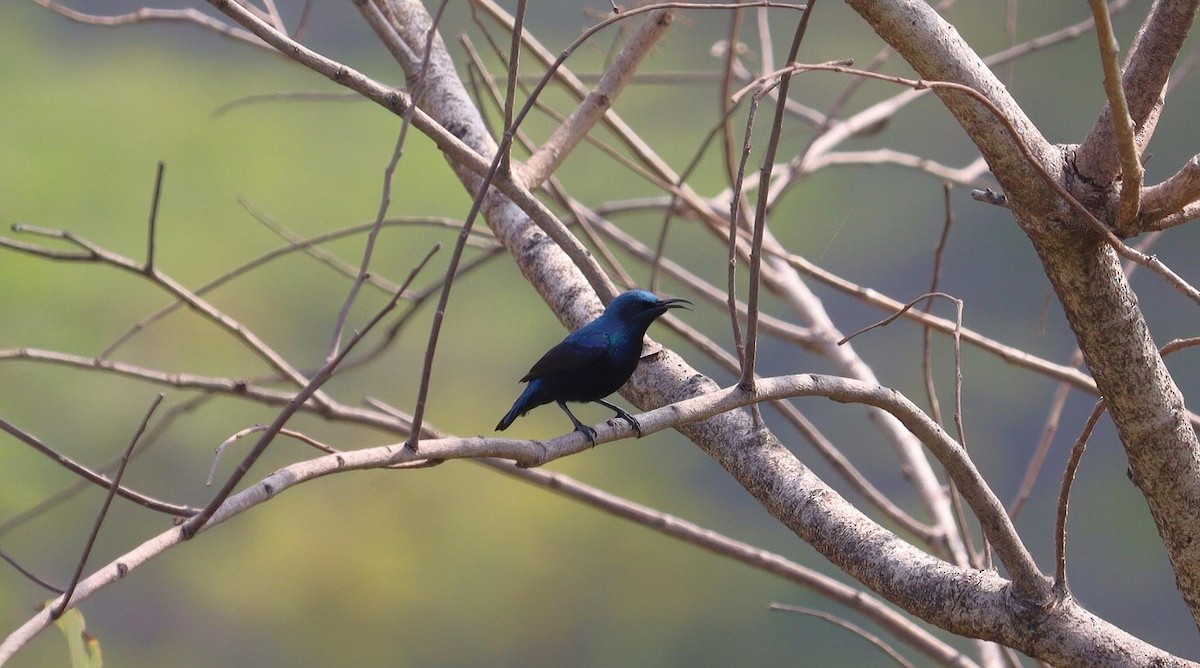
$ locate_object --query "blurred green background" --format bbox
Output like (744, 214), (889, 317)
(3, 1), (1200, 665)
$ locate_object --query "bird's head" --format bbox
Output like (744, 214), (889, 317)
(605, 289), (693, 324)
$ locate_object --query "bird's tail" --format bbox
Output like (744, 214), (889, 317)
(495, 381), (543, 431)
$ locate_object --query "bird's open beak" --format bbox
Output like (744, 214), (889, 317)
(658, 297), (693, 311)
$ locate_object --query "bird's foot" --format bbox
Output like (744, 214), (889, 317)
(575, 424), (598, 447)
(617, 413), (642, 438)
(595, 399), (643, 438)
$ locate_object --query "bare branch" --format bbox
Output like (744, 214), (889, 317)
(769, 604), (916, 668)
(1008, 354), (1080, 519)
(3, 225), (335, 404)
(518, 8), (674, 188)
(53, 395), (163, 619)
(99, 215), (482, 358)
(806, 150), (991, 187)
(922, 185), (955, 427)
(496, 0), (525, 176)
(486, 459), (971, 666)
(740, 6), (814, 393)
(1087, 0), (1144, 224)
(0, 550), (62, 595)
(12, 372), (1180, 664)
(754, 62), (1200, 305)
(725, 90), (760, 378)
(1054, 399), (1106, 592)
(327, 0), (449, 362)
(182, 244), (440, 536)
(207, 426), (338, 486)
(1141, 155), (1200, 229)
(9, 370), (991, 662)
(144, 162), (165, 272)
(0, 415), (195, 517)
(1076, 0), (1198, 186)
(31, 0), (265, 48)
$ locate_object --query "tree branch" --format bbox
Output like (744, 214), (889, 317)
(518, 9), (674, 189)
(1075, 0), (1198, 188)
(1140, 154), (1200, 228)
(4, 373), (1187, 664)
(1086, 0), (1143, 224)
(845, 0), (1200, 627)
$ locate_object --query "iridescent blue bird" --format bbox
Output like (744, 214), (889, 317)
(495, 290), (692, 442)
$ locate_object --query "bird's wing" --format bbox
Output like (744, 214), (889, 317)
(520, 330), (609, 381)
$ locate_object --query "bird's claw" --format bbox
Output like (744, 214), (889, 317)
(620, 414), (643, 438)
(575, 424), (598, 447)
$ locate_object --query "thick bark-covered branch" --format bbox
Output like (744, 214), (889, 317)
(1076, 0), (1199, 188)
(841, 0), (1065, 225)
(843, 0), (1200, 628)
(1141, 154), (1200, 229)
(351, 0), (1195, 662)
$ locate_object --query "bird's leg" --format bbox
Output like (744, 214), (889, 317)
(594, 398), (642, 437)
(556, 400), (597, 446)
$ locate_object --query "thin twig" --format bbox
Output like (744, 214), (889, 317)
(806, 150), (991, 186)
(1054, 336), (1200, 590)
(31, 0), (266, 48)
(145, 162), (164, 272)
(326, 0), (447, 362)
(718, 5), (747, 197)
(238, 198), (419, 294)
(839, 292), (959, 347)
(211, 91), (362, 118)
(52, 394), (163, 619)
(0, 550), (63, 595)
(726, 90), (760, 376)
(1054, 399), (1106, 592)
(97, 216), (480, 358)
(5, 224), (333, 404)
(741, 7), (814, 393)
(0, 416), (195, 516)
(769, 604), (916, 668)
(207, 426), (339, 486)
(2, 395), (212, 541)
(1087, 0), (1142, 224)
(922, 183), (955, 426)
(498, 0), (527, 177)
(744, 62), (1200, 306)
(1008, 358), (1079, 519)
(184, 244), (440, 537)
(517, 8), (674, 188)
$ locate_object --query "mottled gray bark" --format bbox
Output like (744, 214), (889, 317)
(842, 0), (1200, 631)
(359, 0), (1200, 663)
